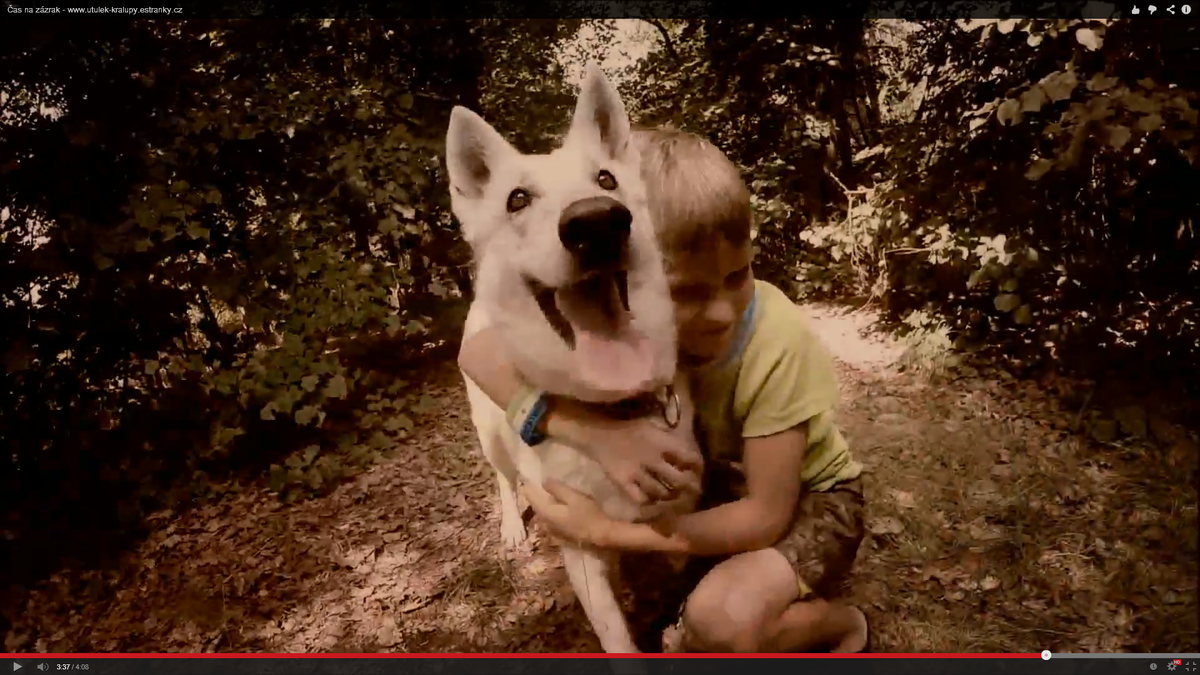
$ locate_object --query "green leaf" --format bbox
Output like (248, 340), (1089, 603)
(301, 374), (320, 392)
(295, 405), (321, 426)
(303, 444), (320, 466)
(268, 464), (288, 493)
(1041, 70), (1078, 102)
(95, 254), (115, 270)
(144, 359), (160, 375)
(996, 98), (1020, 126)
(384, 315), (402, 336)
(170, 180), (191, 194)
(1013, 305), (1033, 325)
(1075, 27), (1103, 51)
(994, 293), (1021, 312)
(1136, 113), (1164, 133)
(1088, 74), (1119, 92)
(1001, 278), (1019, 292)
(399, 92), (414, 109)
(413, 394), (437, 414)
(1025, 158), (1054, 180)
(186, 222), (210, 240)
(323, 374), (348, 400)
(1108, 125), (1132, 150)
(391, 414), (414, 432)
(1019, 86), (1047, 114)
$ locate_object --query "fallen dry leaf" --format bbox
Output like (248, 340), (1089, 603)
(867, 516), (906, 535)
(890, 489), (917, 509)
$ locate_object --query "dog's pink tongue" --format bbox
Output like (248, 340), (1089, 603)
(574, 328), (656, 395)
(556, 279), (658, 396)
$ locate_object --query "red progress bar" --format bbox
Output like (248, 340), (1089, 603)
(4, 653), (1043, 659)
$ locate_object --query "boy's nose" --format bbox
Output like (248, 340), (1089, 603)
(558, 196), (632, 271)
(703, 297), (738, 328)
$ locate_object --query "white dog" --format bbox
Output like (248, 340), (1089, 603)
(445, 64), (704, 653)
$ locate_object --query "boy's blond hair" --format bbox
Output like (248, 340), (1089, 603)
(632, 127), (752, 262)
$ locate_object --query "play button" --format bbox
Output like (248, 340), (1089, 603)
(13, 664), (22, 672)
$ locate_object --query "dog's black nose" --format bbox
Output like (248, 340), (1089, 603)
(558, 196), (632, 270)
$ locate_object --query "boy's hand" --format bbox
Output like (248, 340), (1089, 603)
(582, 415), (703, 505)
(521, 479), (611, 547)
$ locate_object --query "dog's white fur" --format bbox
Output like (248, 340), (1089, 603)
(447, 64), (704, 653)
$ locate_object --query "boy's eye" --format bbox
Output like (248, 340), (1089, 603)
(671, 284), (712, 303)
(507, 188), (531, 213)
(597, 170), (618, 191)
(725, 266), (750, 288)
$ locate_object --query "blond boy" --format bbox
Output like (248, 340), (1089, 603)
(459, 128), (869, 653)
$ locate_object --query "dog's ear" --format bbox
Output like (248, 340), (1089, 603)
(569, 63), (632, 161)
(445, 106), (517, 200)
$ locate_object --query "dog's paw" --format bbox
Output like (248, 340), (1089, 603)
(499, 519), (528, 550)
(601, 639), (642, 654)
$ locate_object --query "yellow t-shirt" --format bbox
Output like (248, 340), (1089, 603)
(691, 279), (862, 492)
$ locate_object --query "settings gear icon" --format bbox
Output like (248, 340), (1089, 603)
(1169, 665), (1177, 671)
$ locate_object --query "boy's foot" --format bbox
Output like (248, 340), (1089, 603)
(830, 606), (870, 653)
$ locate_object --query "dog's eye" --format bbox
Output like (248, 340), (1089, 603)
(597, 170), (618, 191)
(507, 189), (531, 213)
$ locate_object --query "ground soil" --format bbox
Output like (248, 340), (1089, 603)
(6, 303), (1198, 654)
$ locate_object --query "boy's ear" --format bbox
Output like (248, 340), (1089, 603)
(446, 105), (518, 200)
(568, 63), (632, 162)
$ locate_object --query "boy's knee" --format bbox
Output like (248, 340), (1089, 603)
(681, 584), (764, 653)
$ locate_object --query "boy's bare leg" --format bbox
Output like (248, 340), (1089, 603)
(760, 598), (869, 653)
(679, 548), (867, 653)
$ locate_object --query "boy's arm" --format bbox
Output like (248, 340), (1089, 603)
(458, 327), (701, 502)
(587, 316), (833, 555)
(591, 425), (806, 556)
(458, 326), (531, 421)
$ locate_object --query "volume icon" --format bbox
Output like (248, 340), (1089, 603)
(35, 666), (47, 672)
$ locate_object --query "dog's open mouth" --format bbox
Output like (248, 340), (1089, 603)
(526, 270), (655, 394)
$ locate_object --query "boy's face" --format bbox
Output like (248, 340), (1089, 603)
(666, 238), (755, 367)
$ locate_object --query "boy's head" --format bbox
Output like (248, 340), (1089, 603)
(633, 128), (755, 366)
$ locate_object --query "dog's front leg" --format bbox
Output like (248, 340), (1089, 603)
(562, 546), (638, 653)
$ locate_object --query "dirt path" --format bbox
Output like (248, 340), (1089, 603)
(6, 304), (1197, 654)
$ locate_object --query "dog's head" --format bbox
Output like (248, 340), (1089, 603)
(446, 64), (676, 402)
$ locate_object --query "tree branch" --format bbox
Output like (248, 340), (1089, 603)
(645, 19), (677, 60)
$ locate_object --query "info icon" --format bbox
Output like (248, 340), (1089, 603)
(1183, 4), (1193, 14)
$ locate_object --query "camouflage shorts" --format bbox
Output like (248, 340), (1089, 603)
(698, 461), (865, 598)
